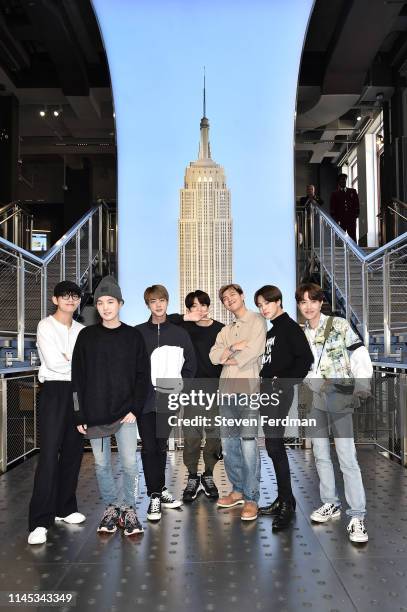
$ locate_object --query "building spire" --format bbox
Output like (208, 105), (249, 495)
(199, 67), (211, 160)
(203, 66), (206, 118)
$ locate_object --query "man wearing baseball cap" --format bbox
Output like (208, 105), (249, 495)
(28, 280), (85, 545)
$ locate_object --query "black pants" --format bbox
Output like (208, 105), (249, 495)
(182, 403), (221, 474)
(29, 381), (84, 531)
(138, 411), (172, 496)
(261, 386), (294, 503)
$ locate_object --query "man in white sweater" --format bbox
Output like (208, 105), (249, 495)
(28, 281), (85, 545)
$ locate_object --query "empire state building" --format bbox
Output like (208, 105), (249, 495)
(178, 85), (233, 323)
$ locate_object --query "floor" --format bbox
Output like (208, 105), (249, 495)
(1, 446), (407, 612)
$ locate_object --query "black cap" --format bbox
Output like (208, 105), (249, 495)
(54, 280), (82, 298)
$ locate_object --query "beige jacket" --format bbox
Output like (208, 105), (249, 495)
(209, 310), (266, 391)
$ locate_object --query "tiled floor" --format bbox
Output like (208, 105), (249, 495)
(1, 446), (407, 611)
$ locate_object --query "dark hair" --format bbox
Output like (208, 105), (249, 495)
(254, 285), (283, 308)
(295, 282), (324, 303)
(185, 290), (210, 310)
(53, 280), (82, 298)
(144, 284), (169, 304)
(218, 283), (243, 302)
(338, 173), (348, 179)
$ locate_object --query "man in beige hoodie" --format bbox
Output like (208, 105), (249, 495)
(210, 284), (266, 521)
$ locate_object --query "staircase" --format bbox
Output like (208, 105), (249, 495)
(301, 204), (407, 362)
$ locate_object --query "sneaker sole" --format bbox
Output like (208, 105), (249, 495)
(217, 499), (245, 508)
(146, 513), (162, 521)
(202, 488), (219, 499)
(97, 526), (117, 533)
(311, 511), (341, 523)
(124, 528), (144, 536)
(161, 501), (183, 508)
(241, 513), (258, 521)
(349, 534), (368, 543)
(55, 516), (86, 524)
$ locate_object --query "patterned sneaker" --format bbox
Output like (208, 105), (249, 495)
(200, 473), (219, 499)
(147, 495), (162, 521)
(347, 517), (368, 543)
(182, 475), (201, 502)
(160, 487), (183, 508)
(97, 505), (120, 533)
(122, 507), (144, 536)
(310, 503), (341, 523)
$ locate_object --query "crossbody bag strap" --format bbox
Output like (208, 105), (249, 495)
(315, 316), (334, 375)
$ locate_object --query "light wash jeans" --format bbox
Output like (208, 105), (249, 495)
(90, 422), (140, 508)
(220, 402), (260, 503)
(311, 408), (366, 518)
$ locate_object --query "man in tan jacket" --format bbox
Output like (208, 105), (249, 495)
(209, 284), (266, 521)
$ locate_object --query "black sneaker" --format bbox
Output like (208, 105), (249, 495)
(122, 507), (144, 535)
(183, 475), (201, 502)
(147, 495), (162, 521)
(201, 473), (219, 499)
(97, 505), (120, 533)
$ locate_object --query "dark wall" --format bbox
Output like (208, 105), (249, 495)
(0, 95), (19, 203)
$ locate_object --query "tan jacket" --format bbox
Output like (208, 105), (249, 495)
(209, 310), (266, 391)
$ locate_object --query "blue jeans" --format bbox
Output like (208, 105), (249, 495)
(311, 408), (366, 518)
(220, 401), (260, 503)
(90, 422), (140, 508)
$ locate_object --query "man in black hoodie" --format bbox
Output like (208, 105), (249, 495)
(136, 284), (196, 522)
(254, 285), (313, 529)
(72, 276), (150, 536)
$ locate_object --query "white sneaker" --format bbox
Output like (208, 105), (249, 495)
(310, 503), (341, 523)
(55, 512), (86, 524)
(160, 487), (183, 509)
(347, 517), (368, 543)
(28, 527), (47, 545)
(146, 496), (162, 521)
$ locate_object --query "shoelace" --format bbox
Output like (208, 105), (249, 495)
(203, 476), (214, 487)
(186, 478), (199, 491)
(150, 497), (161, 512)
(103, 506), (118, 522)
(161, 490), (174, 502)
(320, 503), (335, 515)
(349, 518), (365, 532)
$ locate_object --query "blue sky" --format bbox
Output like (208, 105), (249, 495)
(93, 0), (313, 323)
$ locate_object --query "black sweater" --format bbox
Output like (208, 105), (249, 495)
(260, 312), (313, 381)
(167, 314), (224, 378)
(136, 318), (197, 413)
(71, 323), (150, 426)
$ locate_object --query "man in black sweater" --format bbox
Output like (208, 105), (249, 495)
(168, 290), (224, 502)
(72, 276), (150, 536)
(254, 285), (313, 529)
(136, 284), (196, 522)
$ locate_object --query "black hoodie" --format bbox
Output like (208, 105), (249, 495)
(136, 318), (197, 413)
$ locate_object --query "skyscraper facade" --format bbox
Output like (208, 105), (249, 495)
(179, 92), (233, 324)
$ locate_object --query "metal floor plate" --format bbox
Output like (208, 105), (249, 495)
(1, 447), (407, 612)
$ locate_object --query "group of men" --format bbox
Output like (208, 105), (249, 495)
(28, 275), (372, 546)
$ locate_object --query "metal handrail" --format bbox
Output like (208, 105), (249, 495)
(305, 204), (407, 357)
(0, 203), (116, 364)
(311, 204), (407, 262)
(388, 205), (407, 223)
(0, 201), (33, 216)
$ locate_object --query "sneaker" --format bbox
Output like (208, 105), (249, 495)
(160, 487), (183, 508)
(310, 503), (341, 523)
(183, 475), (201, 502)
(347, 517), (368, 543)
(147, 495), (162, 521)
(201, 473), (219, 499)
(55, 512), (86, 524)
(240, 501), (258, 521)
(121, 507), (144, 536)
(28, 527), (47, 545)
(97, 505), (120, 533)
(217, 492), (245, 508)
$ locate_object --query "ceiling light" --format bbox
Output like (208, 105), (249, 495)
(39, 110), (46, 117)
(53, 109), (60, 117)
(356, 114), (362, 121)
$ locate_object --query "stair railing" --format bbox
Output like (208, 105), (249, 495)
(300, 204), (407, 356)
(0, 202), (33, 250)
(0, 203), (115, 363)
